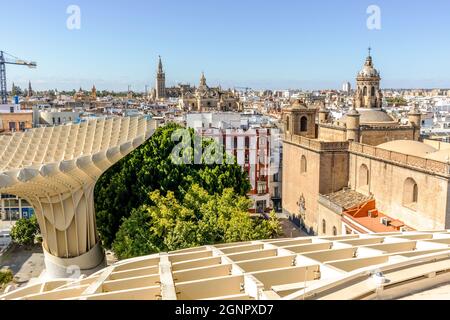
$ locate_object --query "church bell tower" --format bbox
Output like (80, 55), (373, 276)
(156, 56), (166, 100)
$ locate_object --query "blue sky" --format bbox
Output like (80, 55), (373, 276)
(1, 0), (450, 91)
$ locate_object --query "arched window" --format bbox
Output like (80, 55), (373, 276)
(286, 116), (290, 132)
(322, 219), (326, 234)
(363, 86), (367, 96)
(358, 164), (369, 188)
(403, 178), (418, 207)
(301, 155), (307, 173)
(300, 116), (308, 132)
(333, 226), (337, 236)
(371, 86), (375, 97)
(413, 183), (418, 203)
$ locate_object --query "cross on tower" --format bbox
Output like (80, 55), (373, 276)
(368, 46), (372, 57)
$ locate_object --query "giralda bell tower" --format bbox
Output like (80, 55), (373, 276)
(155, 55), (166, 100)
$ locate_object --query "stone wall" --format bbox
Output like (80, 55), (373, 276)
(359, 126), (416, 146)
(350, 142), (450, 176)
(349, 151), (450, 230)
(318, 125), (347, 142)
(317, 197), (343, 236)
(282, 141), (321, 233)
(282, 136), (350, 234)
(423, 139), (450, 151)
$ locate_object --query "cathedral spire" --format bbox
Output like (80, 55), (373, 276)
(28, 81), (32, 97)
(157, 55), (164, 74)
(200, 72), (206, 87)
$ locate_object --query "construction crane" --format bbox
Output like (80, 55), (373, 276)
(0, 51), (37, 104)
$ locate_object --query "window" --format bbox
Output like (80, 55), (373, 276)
(259, 137), (267, 147)
(286, 116), (290, 132)
(358, 164), (369, 188)
(245, 137), (250, 149)
(274, 187), (280, 198)
(333, 226), (337, 236)
(9, 106), (14, 113)
(8, 122), (16, 131)
(273, 172), (279, 182)
(371, 86), (375, 97)
(363, 86), (367, 96)
(257, 182), (267, 195)
(301, 155), (307, 173)
(300, 116), (308, 132)
(19, 122), (25, 131)
(258, 151), (265, 165)
(234, 137), (238, 149)
(322, 219), (326, 234)
(403, 178), (418, 208)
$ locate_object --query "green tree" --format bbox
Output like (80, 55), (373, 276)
(386, 97), (407, 106)
(48, 90), (56, 100)
(10, 215), (40, 247)
(112, 184), (280, 259)
(95, 123), (251, 248)
(0, 268), (13, 288)
(11, 85), (23, 97)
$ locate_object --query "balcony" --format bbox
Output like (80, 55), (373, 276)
(257, 181), (267, 195)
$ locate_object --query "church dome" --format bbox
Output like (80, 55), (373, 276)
(290, 99), (310, 110)
(341, 109), (396, 125)
(290, 99), (309, 110)
(357, 55), (380, 78)
(358, 66), (379, 78)
(377, 140), (438, 157)
(358, 109), (395, 123)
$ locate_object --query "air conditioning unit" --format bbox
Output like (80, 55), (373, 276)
(380, 217), (391, 226)
(368, 210), (378, 218)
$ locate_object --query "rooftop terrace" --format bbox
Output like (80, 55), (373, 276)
(2, 230), (450, 300)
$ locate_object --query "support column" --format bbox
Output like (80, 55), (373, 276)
(30, 184), (106, 279)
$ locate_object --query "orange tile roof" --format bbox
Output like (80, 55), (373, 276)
(342, 200), (412, 233)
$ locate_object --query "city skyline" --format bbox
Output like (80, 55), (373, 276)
(2, 0), (450, 91)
